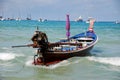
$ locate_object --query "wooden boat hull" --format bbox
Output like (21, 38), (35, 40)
(33, 45), (94, 65)
(33, 31), (98, 65)
(43, 45), (93, 62)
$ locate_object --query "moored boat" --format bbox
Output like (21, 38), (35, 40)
(75, 16), (83, 22)
(115, 20), (120, 24)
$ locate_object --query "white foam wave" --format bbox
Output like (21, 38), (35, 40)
(1, 47), (10, 50)
(0, 53), (15, 61)
(25, 59), (33, 66)
(47, 60), (70, 69)
(0, 53), (25, 61)
(87, 56), (120, 66)
(25, 57), (84, 69)
(25, 59), (70, 69)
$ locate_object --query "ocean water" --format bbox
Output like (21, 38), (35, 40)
(0, 20), (120, 80)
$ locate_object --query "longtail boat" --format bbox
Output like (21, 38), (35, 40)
(33, 31), (98, 65)
(12, 15), (98, 66)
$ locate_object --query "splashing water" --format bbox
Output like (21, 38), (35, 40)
(0, 53), (16, 61)
(0, 53), (24, 61)
(25, 59), (70, 69)
(87, 56), (120, 66)
(25, 57), (84, 69)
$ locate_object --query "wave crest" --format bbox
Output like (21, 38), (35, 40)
(25, 59), (70, 69)
(87, 56), (120, 66)
(0, 53), (24, 61)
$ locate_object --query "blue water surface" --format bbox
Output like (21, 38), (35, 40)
(0, 20), (120, 80)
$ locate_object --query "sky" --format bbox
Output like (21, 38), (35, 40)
(0, 0), (120, 21)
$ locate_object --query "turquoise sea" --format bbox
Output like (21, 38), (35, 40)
(0, 20), (120, 80)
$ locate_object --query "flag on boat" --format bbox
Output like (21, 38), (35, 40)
(88, 19), (95, 32)
(66, 14), (70, 40)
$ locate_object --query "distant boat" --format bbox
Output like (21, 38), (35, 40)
(38, 18), (43, 22)
(7, 18), (15, 21)
(38, 18), (47, 22)
(44, 19), (47, 22)
(26, 13), (32, 20)
(115, 21), (120, 24)
(26, 17), (31, 20)
(16, 17), (21, 21)
(75, 16), (83, 22)
(0, 16), (5, 21)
